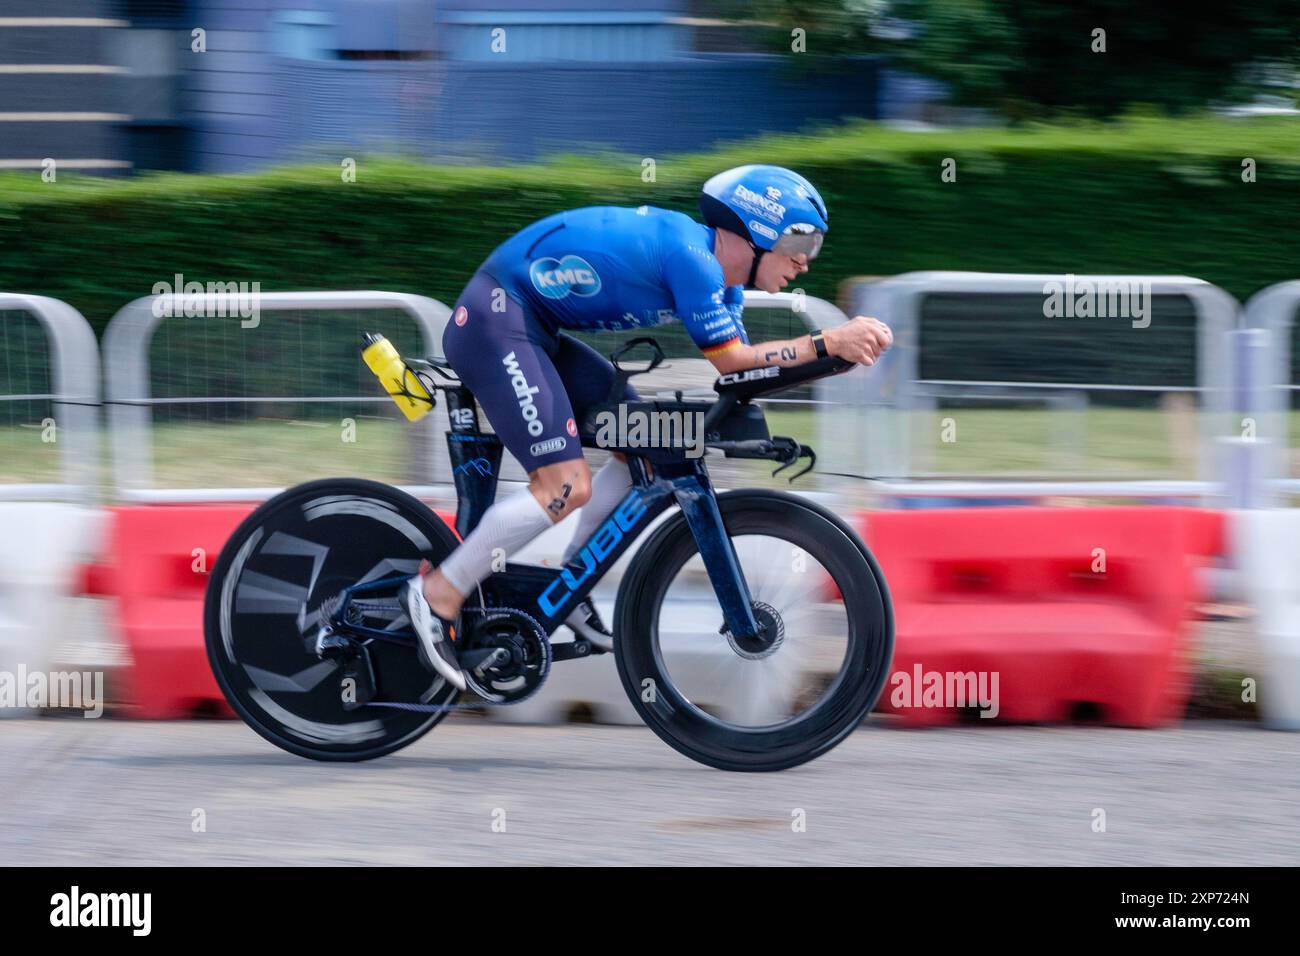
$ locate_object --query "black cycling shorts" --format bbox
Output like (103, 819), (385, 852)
(442, 270), (637, 473)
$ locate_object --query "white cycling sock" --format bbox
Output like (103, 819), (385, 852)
(438, 486), (554, 597)
(562, 456), (633, 564)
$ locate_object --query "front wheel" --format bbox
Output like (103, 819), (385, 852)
(614, 490), (893, 772)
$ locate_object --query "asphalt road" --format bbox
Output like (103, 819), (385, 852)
(2, 717), (1297, 866)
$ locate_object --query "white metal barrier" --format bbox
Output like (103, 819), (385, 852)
(101, 291), (454, 502)
(98, 289), (847, 505)
(1241, 281), (1300, 505)
(6, 282), (1280, 722)
(0, 296), (103, 700)
(0, 294), (100, 502)
(836, 271), (1242, 502)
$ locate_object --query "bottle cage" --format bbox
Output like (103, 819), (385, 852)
(388, 357), (462, 410)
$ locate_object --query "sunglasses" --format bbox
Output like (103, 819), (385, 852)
(771, 224), (825, 261)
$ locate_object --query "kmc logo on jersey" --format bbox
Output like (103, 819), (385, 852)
(529, 255), (602, 299)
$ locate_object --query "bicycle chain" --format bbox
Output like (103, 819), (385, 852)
(365, 605), (551, 713)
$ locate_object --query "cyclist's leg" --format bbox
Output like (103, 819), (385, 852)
(551, 333), (638, 564)
(428, 273), (592, 618)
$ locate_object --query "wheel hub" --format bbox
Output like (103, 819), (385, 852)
(724, 601), (785, 660)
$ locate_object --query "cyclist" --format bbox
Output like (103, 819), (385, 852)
(402, 165), (893, 690)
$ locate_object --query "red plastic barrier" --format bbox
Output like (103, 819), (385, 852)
(1183, 507), (1228, 562)
(91, 502), (456, 719)
(101, 505), (255, 717)
(90, 499), (1223, 723)
(858, 507), (1222, 728)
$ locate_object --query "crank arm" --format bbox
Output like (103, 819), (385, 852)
(459, 646), (507, 671)
(551, 638), (603, 662)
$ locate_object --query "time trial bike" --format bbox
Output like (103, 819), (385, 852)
(204, 336), (893, 771)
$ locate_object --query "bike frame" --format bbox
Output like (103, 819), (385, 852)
(443, 385), (762, 643)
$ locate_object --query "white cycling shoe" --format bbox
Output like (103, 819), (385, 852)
(400, 575), (467, 692)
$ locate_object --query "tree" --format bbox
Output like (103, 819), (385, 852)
(696, 0), (885, 57)
(711, 0), (1300, 117)
(888, 0), (1300, 117)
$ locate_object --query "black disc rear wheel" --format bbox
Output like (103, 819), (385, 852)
(204, 478), (462, 761)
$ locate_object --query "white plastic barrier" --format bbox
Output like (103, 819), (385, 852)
(0, 504), (106, 716)
(1233, 509), (1300, 729)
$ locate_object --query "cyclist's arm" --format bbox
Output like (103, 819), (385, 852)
(675, 283), (813, 374)
(707, 317), (893, 374)
(707, 326), (816, 375)
(665, 245), (891, 373)
(665, 246), (755, 370)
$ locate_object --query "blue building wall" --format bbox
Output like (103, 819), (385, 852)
(183, 0), (282, 171)
(180, 0), (893, 173)
(437, 4), (689, 62)
(431, 57), (878, 161)
(0, 0), (936, 175)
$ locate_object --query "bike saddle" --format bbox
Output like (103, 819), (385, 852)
(603, 336), (667, 402)
(406, 355), (461, 385)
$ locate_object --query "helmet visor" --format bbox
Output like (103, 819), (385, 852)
(772, 223), (825, 261)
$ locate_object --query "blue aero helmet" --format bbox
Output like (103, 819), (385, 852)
(699, 165), (829, 274)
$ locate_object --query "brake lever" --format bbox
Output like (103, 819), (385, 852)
(770, 441), (816, 483)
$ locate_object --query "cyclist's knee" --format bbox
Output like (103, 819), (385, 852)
(529, 460), (592, 522)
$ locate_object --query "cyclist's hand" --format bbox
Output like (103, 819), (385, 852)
(826, 316), (893, 366)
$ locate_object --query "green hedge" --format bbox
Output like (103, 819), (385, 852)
(2, 115), (1300, 340)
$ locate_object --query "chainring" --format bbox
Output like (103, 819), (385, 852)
(459, 607), (551, 705)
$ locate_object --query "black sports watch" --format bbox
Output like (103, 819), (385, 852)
(810, 329), (829, 359)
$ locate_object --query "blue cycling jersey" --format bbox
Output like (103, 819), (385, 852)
(482, 205), (750, 357)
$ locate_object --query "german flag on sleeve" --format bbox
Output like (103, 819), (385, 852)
(700, 336), (743, 358)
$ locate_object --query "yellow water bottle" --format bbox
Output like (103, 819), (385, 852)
(361, 332), (432, 422)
